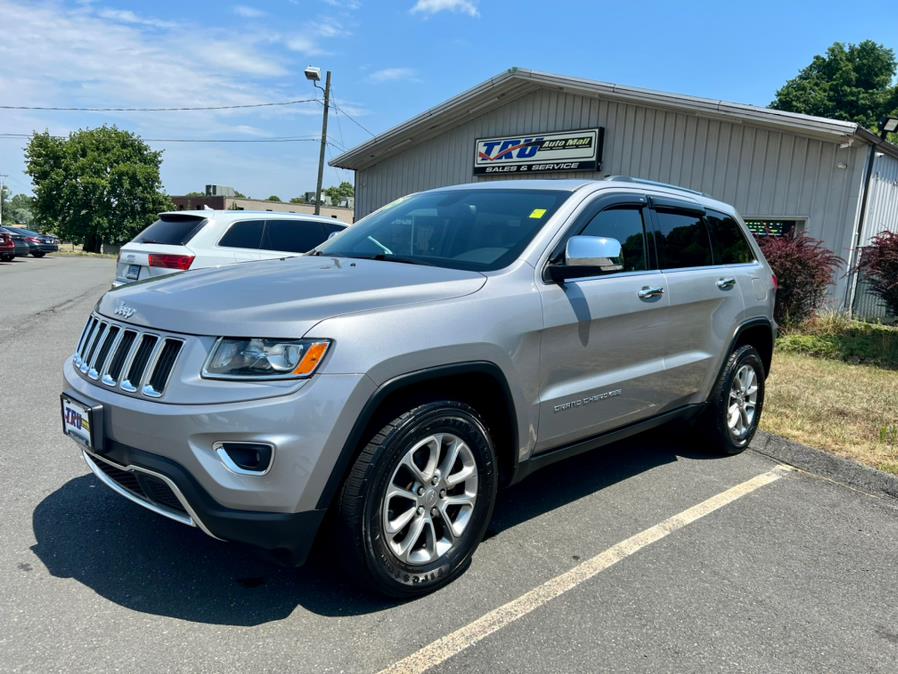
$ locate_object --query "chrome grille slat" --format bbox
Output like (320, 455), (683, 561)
(71, 314), (185, 400)
(86, 323), (111, 378)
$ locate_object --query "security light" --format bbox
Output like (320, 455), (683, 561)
(304, 66), (321, 82)
(883, 117), (898, 133)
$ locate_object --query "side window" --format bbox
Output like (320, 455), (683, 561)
(580, 207), (648, 272)
(706, 211), (755, 264)
(218, 220), (264, 249)
(261, 219), (327, 253)
(652, 209), (713, 269)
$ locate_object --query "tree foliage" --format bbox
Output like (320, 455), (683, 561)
(771, 40), (898, 138)
(25, 126), (172, 252)
(324, 181), (354, 205)
(1, 188), (34, 226)
(267, 194), (281, 202)
(758, 232), (844, 326)
(858, 230), (898, 316)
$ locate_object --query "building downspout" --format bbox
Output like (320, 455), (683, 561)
(843, 142), (878, 315)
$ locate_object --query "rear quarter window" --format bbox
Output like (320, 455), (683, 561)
(134, 216), (207, 245)
(706, 211), (755, 264)
(261, 219), (329, 253)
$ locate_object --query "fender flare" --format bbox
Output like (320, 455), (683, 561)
(314, 361), (518, 511)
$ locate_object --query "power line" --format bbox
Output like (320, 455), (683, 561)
(0, 132), (332, 144)
(0, 98), (321, 112)
(328, 100), (375, 138)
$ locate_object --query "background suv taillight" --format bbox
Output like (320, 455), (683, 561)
(148, 254), (195, 271)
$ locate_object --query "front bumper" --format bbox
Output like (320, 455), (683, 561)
(63, 357), (376, 562)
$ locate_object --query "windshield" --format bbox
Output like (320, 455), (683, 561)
(314, 188), (569, 271)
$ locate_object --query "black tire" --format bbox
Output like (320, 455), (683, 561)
(336, 400), (497, 598)
(700, 344), (766, 455)
(0, 255), (12, 262)
(32, 252), (45, 258)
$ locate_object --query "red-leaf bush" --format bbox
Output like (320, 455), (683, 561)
(858, 230), (898, 317)
(757, 232), (843, 327)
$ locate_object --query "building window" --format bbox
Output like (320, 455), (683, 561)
(744, 219), (805, 238)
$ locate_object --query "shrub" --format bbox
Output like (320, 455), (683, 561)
(777, 311), (898, 368)
(858, 230), (898, 317)
(757, 232), (843, 326)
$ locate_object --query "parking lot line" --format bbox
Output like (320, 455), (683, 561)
(379, 465), (790, 674)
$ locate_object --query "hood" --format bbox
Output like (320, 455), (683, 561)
(98, 255), (487, 337)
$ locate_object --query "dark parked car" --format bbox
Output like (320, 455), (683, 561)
(0, 230), (15, 261)
(0, 227), (30, 260)
(7, 227), (59, 256)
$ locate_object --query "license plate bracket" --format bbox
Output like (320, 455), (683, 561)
(60, 394), (104, 452)
(126, 264), (141, 280)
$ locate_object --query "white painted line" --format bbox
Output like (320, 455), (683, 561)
(379, 466), (789, 674)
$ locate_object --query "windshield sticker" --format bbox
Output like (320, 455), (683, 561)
(529, 208), (548, 219)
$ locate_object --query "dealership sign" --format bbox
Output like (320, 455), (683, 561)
(474, 128), (604, 175)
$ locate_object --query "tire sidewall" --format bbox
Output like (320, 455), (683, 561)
(713, 346), (765, 452)
(361, 403), (497, 594)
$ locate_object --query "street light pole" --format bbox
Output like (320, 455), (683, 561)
(314, 70), (332, 216)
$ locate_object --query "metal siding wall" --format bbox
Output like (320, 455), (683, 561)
(861, 153), (898, 243)
(354, 89), (867, 300)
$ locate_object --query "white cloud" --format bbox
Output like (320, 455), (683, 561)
(324, 0), (361, 9)
(233, 4), (266, 18)
(410, 0), (478, 17)
(285, 35), (328, 56)
(367, 67), (418, 83)
(97, 8), (177, 29)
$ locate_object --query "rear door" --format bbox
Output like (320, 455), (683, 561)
(648, 197), (746, 406)
(115, 214), (207, 284)
(258, 218), (332, 257)
(535, 193), (675, 452)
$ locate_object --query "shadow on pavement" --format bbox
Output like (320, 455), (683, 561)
(31, 431), (720, 626)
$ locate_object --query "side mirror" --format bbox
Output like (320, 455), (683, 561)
(565, 235), (622, 267)
(548, 235), (622, 283)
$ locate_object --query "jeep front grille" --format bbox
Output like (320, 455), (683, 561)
(73, 314), (184, 398)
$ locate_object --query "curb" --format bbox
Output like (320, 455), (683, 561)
(750, 430), (898, 501)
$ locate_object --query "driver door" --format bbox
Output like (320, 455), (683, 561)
(535, 194), (676, 453)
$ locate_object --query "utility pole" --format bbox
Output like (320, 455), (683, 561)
(0, 174), (7, 227)
(314, 70), (332, 215)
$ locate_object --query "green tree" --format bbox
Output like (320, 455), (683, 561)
(25, 126), (172, 252)
(324, 181), (354, 205)
(289, 196), (306, 204)
(184, 191), (205, 197)
(2, 191), (35, 226)
(267, 195), (281, 202)
(771, 40), (898, 138)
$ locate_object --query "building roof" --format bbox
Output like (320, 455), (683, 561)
(331, 67), (898, 171)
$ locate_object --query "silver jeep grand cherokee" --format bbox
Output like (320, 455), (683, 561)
(61, 177), (776, 597)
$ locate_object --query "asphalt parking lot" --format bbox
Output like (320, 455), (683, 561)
(2, 255), (898, 672)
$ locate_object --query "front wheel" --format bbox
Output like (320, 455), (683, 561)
(700, 345), (766, 455)
(336, 401), (497, 598)
(32, 252), (45, 258)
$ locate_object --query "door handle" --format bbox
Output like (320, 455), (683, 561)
(638, 286), (665, 300)
(716, 277), (737, 290)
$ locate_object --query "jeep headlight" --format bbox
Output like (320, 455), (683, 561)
(203, 338), (331, 380)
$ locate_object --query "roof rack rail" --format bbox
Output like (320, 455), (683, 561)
(604, 175), (709, 197)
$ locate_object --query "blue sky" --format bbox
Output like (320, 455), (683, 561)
(1, 0), (897, 200)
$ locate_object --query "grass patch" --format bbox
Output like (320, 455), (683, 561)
(54, 249), (116, 259)
(777, 312), (898, 369)
(762, 351), (898, 474)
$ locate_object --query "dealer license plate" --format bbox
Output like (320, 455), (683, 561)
(61, 396), (92, 449)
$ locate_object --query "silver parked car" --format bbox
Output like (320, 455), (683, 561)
(61, 177), (776, 597)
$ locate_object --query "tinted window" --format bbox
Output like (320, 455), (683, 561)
(322, 223), (346, 237)
(706, 212), (755, 264)
(261, 219), (327, 253)
(580, 207), (648, 272)
(219, 220), (264, 249)
(315, 189), (568, 271)
(653, 209), (713, 269)
(134, 216), (206, 245)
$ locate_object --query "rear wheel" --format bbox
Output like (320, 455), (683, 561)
(336, 401), (497, 598)
(700, 345), (765, 454)
(0, 254), (12, 262)
(32, 252), (45, 258)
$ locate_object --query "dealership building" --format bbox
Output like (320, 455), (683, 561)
(332, 68), (898, 317)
